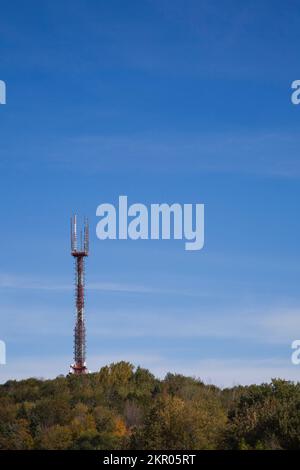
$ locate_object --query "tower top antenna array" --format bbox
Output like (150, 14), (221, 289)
(71, 214), (89, 255)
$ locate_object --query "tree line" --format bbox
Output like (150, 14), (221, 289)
(0, 361), (299, 450)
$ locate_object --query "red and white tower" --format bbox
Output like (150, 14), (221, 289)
(70, 215), (89, 375)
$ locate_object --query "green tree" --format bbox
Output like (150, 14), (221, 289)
(131, 394), (226, 450)
(38, 425), (73, 450)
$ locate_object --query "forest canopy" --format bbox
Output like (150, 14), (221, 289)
(0, 362), (299, 450)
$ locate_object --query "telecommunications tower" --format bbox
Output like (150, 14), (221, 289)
(70, 215), (89, 375)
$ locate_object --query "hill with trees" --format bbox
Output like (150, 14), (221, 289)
(0, 361), (299, 450)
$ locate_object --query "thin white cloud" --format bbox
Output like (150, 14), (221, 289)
(257, 310), (300, 344)
(0, 273), (154, 293)
(47, 129), (300, 179)
(0, 274), (71, 291)
(0, 273), (209, 297)
(1, 299), (300, 345)
(86, 307), (300, 345)
(6, 129), (300, 178)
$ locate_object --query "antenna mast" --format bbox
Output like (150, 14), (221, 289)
(70, 215), (89, 375)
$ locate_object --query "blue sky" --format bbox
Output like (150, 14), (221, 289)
(1, 0), (300, 386)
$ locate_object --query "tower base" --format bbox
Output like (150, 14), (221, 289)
(70, 363), (88, 375)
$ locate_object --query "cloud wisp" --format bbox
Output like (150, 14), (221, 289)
(3, 129), (300, 179)
(46, 130), (300, 179)
(0, 273), (211, 298)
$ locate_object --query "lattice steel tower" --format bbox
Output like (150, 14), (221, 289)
(70, 215), (89, 375)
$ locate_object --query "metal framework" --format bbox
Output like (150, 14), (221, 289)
(70, 215), (89, 375)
